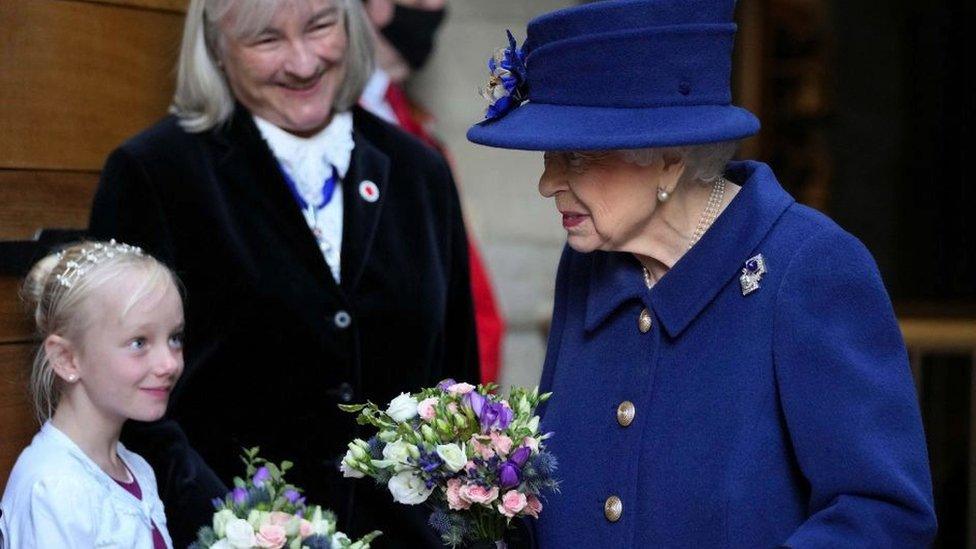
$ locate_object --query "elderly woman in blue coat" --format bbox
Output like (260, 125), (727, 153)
(467, 0), (936, 547)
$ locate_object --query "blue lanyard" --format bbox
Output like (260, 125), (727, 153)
(278, 163), (339, 212)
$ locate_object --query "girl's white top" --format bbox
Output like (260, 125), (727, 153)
(0, 421), (173, 548)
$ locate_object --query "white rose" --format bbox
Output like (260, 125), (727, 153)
(213, 509), (238, 538)
(224, 517), (257, 548)
(386, 393), (419, 422)
(210, 539), (234, 549)
(436, 443), (467, 473)
(387, 471), (433, 505)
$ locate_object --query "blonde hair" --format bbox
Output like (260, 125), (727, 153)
(172, 0), (375, 132)
(21, 241), (181, 424)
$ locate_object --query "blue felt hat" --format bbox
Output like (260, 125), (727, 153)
(466, 0), (759, 151)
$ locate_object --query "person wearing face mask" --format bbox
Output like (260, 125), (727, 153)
(359, 0), (506, 387)
(88, 0), (479, 547)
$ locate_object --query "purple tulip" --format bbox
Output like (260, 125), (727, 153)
(283, 489), (300, 503)
(252, 466), (270, 487)
(437, 378), (458, 391)
(498, 461), (521, 489)
(510, 446), (531, 468)
(232, 487), (248, 505)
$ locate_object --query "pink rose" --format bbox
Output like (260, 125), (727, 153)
(470, 435), (495, 459)
(299, 519), (314, 539)
(522, 436), (540, 454)
(447, 382), (476, 395)
(459, 484), (499, 506)
(256, 523), (287, 549)
(268, 511), (292, 526)
(490, 432), (513, 456)
(418, 397), (438, 421)
(524, 494), (543, 518)
(445, 478), (471, 510)
(497, 490), (528, 518)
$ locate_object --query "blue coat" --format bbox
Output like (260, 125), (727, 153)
(535, 161), (936, 547)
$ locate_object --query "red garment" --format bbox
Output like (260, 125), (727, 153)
(382, 82), (505, 384)
(113, 466), (168, 549)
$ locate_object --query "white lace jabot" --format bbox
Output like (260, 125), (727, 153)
(253, 112), (354, 282)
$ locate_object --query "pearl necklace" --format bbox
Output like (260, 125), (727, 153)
(641, 176), (728, 289)
(689, 176), (727, 250)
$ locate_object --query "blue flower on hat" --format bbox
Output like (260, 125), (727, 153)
(480, 30), (528, 121)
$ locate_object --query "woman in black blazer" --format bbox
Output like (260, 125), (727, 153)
(88, 0), (478, 546)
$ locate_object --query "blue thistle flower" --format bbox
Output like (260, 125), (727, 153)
(302, 535), (333, 549)
(529, 452), (558, 477)
(367, 436), (384, 459)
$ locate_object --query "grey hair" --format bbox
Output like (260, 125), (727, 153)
(620, 140), (740, 184)
(21, 242), (181, 424)
(172, 0), (374, 133)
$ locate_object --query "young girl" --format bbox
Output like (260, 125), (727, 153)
(0, 240), (182, 548)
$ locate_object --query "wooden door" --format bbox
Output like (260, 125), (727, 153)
(0, 0), (186, 493)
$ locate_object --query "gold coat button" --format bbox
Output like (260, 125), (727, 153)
(638, 307), (652, 333)
(617, 400), (635, 427)
(604, 495), (623, 522)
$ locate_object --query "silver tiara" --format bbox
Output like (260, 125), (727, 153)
(54, 239), (144, 289)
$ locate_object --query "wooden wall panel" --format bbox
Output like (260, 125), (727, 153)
(0, 278), (33, 345)
(0, 170), (99, 241)
(0, 0), (184, 171)
(0, 343), (38, 495)
(82, 0), (188, 13)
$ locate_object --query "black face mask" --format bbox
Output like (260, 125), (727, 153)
(380, 4), (447, 70)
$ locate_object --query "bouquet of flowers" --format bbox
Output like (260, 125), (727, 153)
(190, 448), (381, 549)
(339, 380), (558, 547)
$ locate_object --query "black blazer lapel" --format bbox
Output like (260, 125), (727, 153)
(211, 108), (338, 290)
(340, 129), (390, 294)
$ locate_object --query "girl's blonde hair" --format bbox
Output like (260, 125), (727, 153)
(21, 241), (181, 424)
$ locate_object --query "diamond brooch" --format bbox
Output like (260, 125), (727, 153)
(739, 254), (767, 296)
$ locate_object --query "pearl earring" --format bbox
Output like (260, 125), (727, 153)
(657, 187), (671, 202)
(67, 374), (77, 382)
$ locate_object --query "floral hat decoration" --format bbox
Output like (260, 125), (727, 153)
(480, 31), (529, 121)
(467, 0), (760, 151)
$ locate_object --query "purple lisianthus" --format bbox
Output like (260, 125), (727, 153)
(510, 446), (531, 468)
(252, 466), (270, 488)
(283, 489), (301, 503)
(483, 401), (514, 431)
(498, 461), (521, 489)
(498, 446), (532, 489)
(465, 391), (486, 417)
(232, 487), (248, 505)
(465, 391), (514, 432)
(437, 378), (458, 391)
